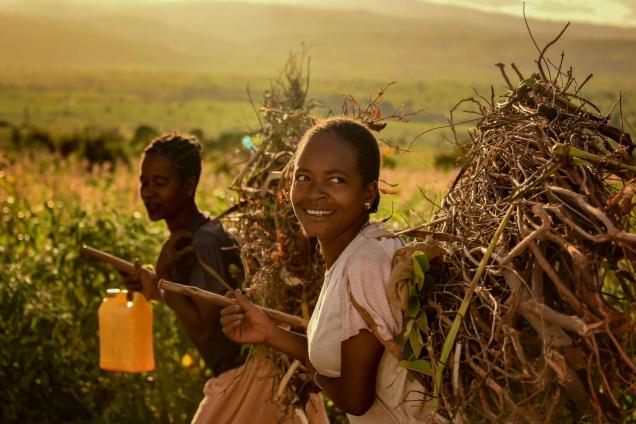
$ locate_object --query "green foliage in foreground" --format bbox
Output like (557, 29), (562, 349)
(0, 144), (436, 422)
(0, 106), (448, 421)
(0, 165), (209, 423)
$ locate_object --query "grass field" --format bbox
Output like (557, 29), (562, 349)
(1, 68), (634, 149)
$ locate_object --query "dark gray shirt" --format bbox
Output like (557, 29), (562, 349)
(171, 215), (246, 376)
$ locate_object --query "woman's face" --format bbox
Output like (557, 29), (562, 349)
(139, 152), (192, 221)
(291, 132), (376, 247)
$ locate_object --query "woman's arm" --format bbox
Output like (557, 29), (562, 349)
(163, 291), (221, 344)
(315, 330), (384, 416)
(221, 292), (386, 415)
(154, 230), (221, 343)
(220, 290), (309, 362)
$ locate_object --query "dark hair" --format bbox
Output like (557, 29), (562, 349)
(144, 133), (202, 183)
(297, 117), (381, 212)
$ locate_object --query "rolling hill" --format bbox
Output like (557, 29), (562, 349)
(1, 0), (635, 82)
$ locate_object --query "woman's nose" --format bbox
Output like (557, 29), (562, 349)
(140, 184), (154, 199)
(307, 180), (327, 199)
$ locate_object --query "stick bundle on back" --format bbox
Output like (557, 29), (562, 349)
(224, 53), (324, 411)
(399, 48), (636, 422)
(223, 53), (414, 414)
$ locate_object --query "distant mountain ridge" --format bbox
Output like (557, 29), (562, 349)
(1, 0), (635, 80)
(266, 0), (636, 38)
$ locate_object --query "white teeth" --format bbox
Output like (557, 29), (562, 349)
(306, 209), (332, 216)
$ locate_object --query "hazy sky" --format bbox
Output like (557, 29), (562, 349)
(6, 0), (636, 28)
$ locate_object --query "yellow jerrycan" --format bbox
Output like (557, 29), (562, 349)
(98, 289), (155, 372)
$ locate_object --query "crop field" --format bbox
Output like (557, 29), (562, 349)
(0, 68), (633, 136)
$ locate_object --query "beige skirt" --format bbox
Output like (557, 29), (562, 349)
(192, 354), (328, 424)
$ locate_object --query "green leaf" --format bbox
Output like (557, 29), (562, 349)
(403, 318), (414, 339)
(415, 310), (429, 333)
(423, 274), (435, 295)
(408, 326), (423, 358)
(403, 338), (414, 360)
(413, 251), (430, 274)
(398, 359), (432, 376)
(411, 251), (430, 291)
(407, 295), (420, 318)
(411, 257), (425, 288)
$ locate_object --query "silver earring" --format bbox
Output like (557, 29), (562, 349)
(364, 202), (371, 210)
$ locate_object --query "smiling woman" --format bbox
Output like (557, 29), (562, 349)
(291, 126), (378, 268)
(220, 117), (437, 423)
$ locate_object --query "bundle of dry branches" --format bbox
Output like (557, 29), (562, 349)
(223, 52), (324, 411)
(398, 32), (636, 423)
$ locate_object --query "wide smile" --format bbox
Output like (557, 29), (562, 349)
(303, 208), (334, 218)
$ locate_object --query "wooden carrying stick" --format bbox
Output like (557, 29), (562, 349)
(81, 245), (308, 329)
(83, 245), (233, 293)
(158, 279), (308, 329)
(81, 245), (137, 274)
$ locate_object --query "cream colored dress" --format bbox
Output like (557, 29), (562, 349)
(191, 351), (328, 424)
(306, 222), (434, 423)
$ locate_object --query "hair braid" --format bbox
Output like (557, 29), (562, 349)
(144, 133), (202, 183)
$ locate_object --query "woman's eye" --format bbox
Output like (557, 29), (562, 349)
(295, 175), (309, 182)
(329, 176), (345, 184)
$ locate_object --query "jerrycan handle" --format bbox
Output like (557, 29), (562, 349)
(105, 288), (151, 306)
(129, 291), (151, 308)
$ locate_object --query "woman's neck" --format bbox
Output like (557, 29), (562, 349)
(165, 201), (202, 233)
(320, 217), (369, 269)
